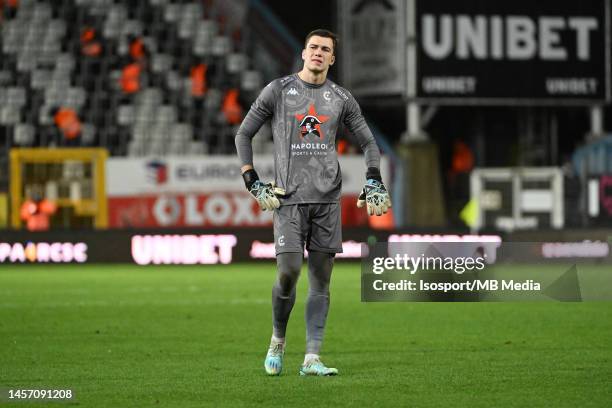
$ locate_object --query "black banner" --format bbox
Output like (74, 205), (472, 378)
(0, 228), (382, 264)
(415, 0), (610, 104)
(2, 229), (611, 265)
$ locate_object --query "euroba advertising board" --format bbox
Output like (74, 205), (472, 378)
(415, 0), (610, 104)
(105, 155), (390, 228)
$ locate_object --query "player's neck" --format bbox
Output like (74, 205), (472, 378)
(297, 69), (327, 85)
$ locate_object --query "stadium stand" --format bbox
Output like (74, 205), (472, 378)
(0, 0), (273, 166)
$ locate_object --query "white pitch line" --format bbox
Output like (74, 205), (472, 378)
(0, 298), (269, 309)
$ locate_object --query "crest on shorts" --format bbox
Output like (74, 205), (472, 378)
(295, 104), (329, 139)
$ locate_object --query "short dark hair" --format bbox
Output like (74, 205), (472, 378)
(304, 29), (338, 55)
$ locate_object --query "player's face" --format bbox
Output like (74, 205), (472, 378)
(302, 36), (335, 74)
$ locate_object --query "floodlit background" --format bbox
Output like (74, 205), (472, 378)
(0, 1), (611, 406)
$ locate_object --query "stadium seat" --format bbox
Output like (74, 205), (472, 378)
(80, 123), (97, 145)
(13, 123), (35, 145)
(127, 139), (146, 156)
(121, 20), (144, 38)
(147, 139), (166, 156)
(163, 3), (180, 24)
(38, 104), (55, 126)
(177, 3), (203, 40)
(136, 88), (163, 106)
(0, 106), (21, 125)
(131, 123), (149, 141)
(241, 70), (263, 92)
(151, 53), (173, 74)
(156, 105), (178, 123)
(117, 105), (135, 126)
(0, 70), (15, 85)
(151, 123), (170, 141)
(193, 20), (218, 57)
(189, 140), (207, 155)
(212, 36), (231, 57)
(102, 5), (127, 39)
(6, 87), (26, 107)
(135, 106), (156, 124)
(64, 87), (87, 111)
(30, 70), (53, 90)
(227, 53), (248, 74)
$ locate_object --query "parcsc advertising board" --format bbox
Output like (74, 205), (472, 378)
(0, 241), (88, 263)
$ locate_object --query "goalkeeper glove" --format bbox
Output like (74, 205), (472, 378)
(242, 169), (285, 211)
(357, 167), (391, 216)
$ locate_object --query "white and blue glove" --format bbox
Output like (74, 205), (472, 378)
(242, 169), (285, 211)
(357, 168), (391, 216)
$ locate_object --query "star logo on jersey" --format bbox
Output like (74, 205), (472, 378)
(295, 104), (329, 139)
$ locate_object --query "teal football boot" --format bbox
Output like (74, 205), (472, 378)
(264, 341), (285, 376)
(299, 358), (338, 376)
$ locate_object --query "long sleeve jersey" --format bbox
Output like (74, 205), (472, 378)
(235, 73), (380, 205)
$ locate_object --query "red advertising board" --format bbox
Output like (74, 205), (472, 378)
(109, 192), (368, 228)
(106, 155), (388, 229)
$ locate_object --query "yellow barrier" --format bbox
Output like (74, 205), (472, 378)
(0, 193), (7, 228)
(10, 148), (109, 229)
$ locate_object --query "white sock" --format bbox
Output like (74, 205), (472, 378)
(303, 353), (319, 364)
(271, 335), (285, 345)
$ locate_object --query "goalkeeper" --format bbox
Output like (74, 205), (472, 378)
(235, 29), (390, 377)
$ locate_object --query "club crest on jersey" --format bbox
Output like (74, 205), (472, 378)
(295, 104), (329, 139)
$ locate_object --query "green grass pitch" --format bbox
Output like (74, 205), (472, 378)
(1, 263), (611, 407)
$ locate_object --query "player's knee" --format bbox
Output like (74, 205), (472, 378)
(277, 254), (302, 275)
(276, 274), (298, 296)
(276, 253), (302, 294)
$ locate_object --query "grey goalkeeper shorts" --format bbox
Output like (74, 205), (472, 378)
(273, 203), (343, 255)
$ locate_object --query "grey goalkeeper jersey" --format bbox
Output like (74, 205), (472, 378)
(235, 74), (380, 205)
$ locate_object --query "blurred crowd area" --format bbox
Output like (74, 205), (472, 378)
(0, 0), (282, 160)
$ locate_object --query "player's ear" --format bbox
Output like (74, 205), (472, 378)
(330, 54), (335, 65)
(302, 49), (306, 61)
